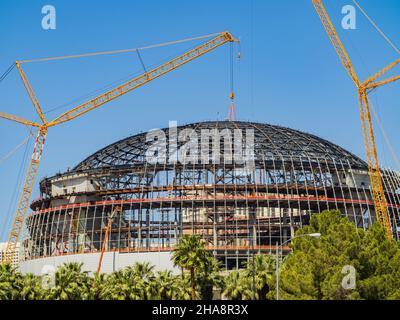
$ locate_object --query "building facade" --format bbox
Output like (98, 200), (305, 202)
(0, 242), (22, 270)
(20, 121), (400, 274)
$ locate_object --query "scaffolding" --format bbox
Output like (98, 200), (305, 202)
(23, 121), (400, 269)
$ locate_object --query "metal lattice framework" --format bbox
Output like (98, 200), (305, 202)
(74, 121), (367, 170)
(24, 121), (400, 269)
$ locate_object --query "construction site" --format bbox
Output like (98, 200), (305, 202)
(20, 120), (400, 274)
(0, 1), (399, 275)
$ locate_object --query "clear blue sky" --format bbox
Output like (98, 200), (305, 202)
(0, 0), (399, 240)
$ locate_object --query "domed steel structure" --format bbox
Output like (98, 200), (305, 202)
(21, 121), (400, 273)
(73, 121), (367, 170)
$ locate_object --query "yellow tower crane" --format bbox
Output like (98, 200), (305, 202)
(0, 31), (239, 264)
(312, 0), (400, 239)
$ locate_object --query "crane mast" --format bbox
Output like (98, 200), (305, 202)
(5, 128), (47, 261)
(1, 31), (238, 264)
(312, 0), (400, 239)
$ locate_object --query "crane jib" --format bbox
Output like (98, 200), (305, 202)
(48, 33), (235, 127)
(1, 31), (238, 264)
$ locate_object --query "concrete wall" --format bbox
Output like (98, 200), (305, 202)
(20, 251), (179, 276)
(51, 173), (100, 197)
(346, 170), (370, 188)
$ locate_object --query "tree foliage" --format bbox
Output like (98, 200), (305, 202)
(223, 254), (275, 300)
(0, 211), (399, 300)
(275, 210), (400, 300)
(172, 234), (222, 300)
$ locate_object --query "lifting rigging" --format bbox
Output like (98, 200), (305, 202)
(0, 31), (239, 264)
(228, 42), (237, 121)
(312, 0), (400, 239)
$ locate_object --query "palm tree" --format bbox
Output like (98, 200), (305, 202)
(198, 255), (224, 300)
(242, 254), (275, 299)
(172, 234), (208, 300)
(153, 270), (177, 300)
(89, 272), (107, 300)
(100, 262), (156, 300)
(174, 273), (195, 300)
(49, 262), (91, 300)
(20, 273), (45, 300)
(101, 269), (135, 300)
(0, 264), (23, 300)
(131, 262), (154, 283)
(223, 270), (246, 300)
(129, 262), (155, 299)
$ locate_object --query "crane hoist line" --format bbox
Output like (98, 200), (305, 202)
(312, 0), (400, 239)
(0, 31), (239, 265)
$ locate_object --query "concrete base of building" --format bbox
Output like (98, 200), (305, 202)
(20, 251), (179, 276)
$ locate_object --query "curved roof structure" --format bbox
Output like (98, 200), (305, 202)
(74, 121), (367, 171)
(26, 121), (400, 270)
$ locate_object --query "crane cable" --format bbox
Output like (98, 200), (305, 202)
(228, 42), (236, 121)
(370, 100), (400, 170)
(0, 130), (32, 242)
(228, 42), (240, 121)
(136, 49), (148, 74)
(0, 62), (34, 165)
(0, 134), (32, 165)
(0, 63), (15, 83)
(18, 33), (221, 64)
(43, 43), (203, 115)
(351, 1), (400, 169)
(352, 0), (400, 55)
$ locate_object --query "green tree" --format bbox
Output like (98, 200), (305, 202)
(172, 235), (210, 300)
(197, 254), (224, 300)
(100, 262), (156, 300)
(222, 254), (275, 300)
(0, 264), (23, 300)
(174, 273), (195, 300)
(101, 269), (134, 300)
(153, 270), (178, 300)
(243, 254), (275, 299)
(49, 262), (91, 300)
(20, 273), (46, 300)
(128, 262), (156, 299)
(89, 272), (107, 300)
(275, 210), (400, 300)
(223, 270), (251, 300)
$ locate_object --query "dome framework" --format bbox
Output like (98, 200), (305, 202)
(24, 121), (400, 270)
